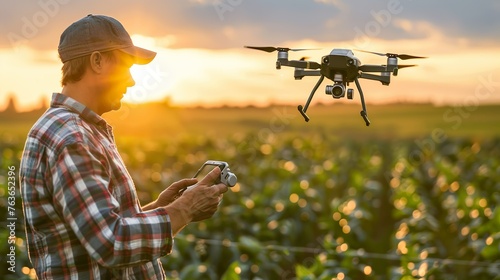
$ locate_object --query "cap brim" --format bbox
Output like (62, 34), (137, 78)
(120, 46), (156, 65)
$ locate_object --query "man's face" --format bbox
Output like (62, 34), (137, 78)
(97, 51), (135, 113)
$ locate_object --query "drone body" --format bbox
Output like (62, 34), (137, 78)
(245, 46), (426, 126)
(319, 49), (361, 83)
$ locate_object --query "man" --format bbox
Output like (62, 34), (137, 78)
(19, 14), (228, 279)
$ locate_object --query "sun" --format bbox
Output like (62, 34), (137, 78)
(130, 34), (158, 50)
(122, 34), (176, 104)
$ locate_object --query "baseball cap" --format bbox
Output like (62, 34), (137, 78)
(58, 14), (156, 65)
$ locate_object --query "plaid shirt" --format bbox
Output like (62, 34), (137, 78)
(20, 93), (173, 279)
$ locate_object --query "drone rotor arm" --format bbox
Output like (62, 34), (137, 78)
(287, 60), (321, 69)
(359, 73), (391, 85)
(359, 64), (388, 72)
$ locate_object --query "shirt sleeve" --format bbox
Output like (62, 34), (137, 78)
(50, 141), (173, 268)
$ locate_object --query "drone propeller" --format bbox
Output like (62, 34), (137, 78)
(356, 49), (427, 60)
(397, 64), (417, 69)
(245, 46), (315, 53)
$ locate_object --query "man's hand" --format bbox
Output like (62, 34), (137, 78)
(143, 178), (198, 211)
(165, 167), (229, 235)
(157, 178), (198, 207)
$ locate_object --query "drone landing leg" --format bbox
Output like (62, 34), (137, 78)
(354, 77), (371, 126)
(298, 75), (324, 122)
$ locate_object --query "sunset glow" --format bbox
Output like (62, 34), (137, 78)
(1, 1), (499, 111)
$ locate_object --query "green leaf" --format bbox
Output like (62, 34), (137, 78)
(295, 264), (315, 279)
(238, 236), (263, 256)
(221, 261), (241, 280)
(480, 244), (499, 259)
(179, 264), (201, 279)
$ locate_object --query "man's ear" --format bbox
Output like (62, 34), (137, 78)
(89, 51), (103, 73)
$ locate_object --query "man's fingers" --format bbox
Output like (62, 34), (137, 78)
(215, 183), (229, 194)
(169, 178), (198, 191)
(198, 167), (221, 185)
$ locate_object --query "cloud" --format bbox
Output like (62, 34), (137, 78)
(2, 0), (498, 52)
(391, 19), (442, 40)
(397, 1), (500, 40)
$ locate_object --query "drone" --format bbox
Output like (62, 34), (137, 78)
(244, 46), (426, 126)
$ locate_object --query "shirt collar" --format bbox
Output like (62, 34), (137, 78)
(50, 93), (109, 128)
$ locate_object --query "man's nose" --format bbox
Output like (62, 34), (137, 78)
(127, 71), (136, 87)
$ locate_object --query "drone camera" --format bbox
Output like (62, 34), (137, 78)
(326, 83), (346, 98)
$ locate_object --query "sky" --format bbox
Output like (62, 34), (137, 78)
(1, 0), (500, 111)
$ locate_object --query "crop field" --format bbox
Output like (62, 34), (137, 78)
(1, 103), (499, 279)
